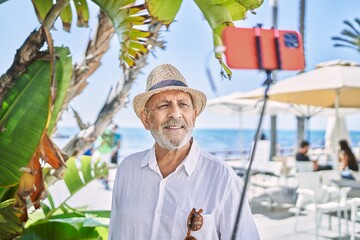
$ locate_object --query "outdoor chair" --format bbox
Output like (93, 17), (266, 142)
(350, 198), (360, 240)
(272, 156), (297, 189)
(249, 161), (283, 209)
(293, 171), (350, 240)
(295, 160), (314, 172)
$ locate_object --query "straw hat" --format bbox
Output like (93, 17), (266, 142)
(133, 64), (207, 118)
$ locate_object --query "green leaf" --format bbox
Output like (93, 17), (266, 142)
(0, 59), (52, 187)
(63, 156), (106, 195)
(41, 203), (51, 216)
(63, 157), (84, 194)
(80, 156), (93, 183)
(0, 199), (23, 238)
(0, 0), (9, 4)
(193, 0), (249, 76)
(83, 210), (111, 218)
(31, 0), (53, 23)
(91, 0), (154, 68)
(0, 186), (18, 202)
(146, 0), (182, 25)
(47, 47), (72, 135)
(0, 47), (71, 187)
(46, 216), (108, 229)
(236, 0), (264, 10)
(59, 3), (73, 32)
(21, 221), (101, 240)
(47, 191), (55, 209)
(31, 0), (91, 31)
(73, 0), (90, 27)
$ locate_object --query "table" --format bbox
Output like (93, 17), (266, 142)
(332, 179), (360, 197)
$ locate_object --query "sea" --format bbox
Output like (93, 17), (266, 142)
(54, 127), (360, 160)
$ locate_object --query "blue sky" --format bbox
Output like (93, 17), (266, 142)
(1, 0), (360, 131)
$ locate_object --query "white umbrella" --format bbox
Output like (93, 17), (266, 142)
(243, 60), (360, 108)
(243, 60), (360, 168)
(325, 116), (351, 152)
(206, 92), (293, 116)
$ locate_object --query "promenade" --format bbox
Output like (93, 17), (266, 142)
(52, 168), (359, 240)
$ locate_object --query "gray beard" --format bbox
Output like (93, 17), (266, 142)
(150, 127), (193, 150)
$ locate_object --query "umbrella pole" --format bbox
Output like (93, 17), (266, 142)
(231, 70), (273, 239)
(333, 91), (340, 170)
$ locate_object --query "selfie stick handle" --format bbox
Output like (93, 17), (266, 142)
(231, 70), (272, 239)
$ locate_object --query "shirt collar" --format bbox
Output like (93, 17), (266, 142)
(181, 139), (200, 176)
(140, 144), (156, 169)
(139, 139), (201, 176)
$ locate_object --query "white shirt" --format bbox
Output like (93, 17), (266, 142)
(109, 140), (259, 240)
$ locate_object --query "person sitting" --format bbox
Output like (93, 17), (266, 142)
(295, 140), (318, 171)
(339, 139), (359, 172)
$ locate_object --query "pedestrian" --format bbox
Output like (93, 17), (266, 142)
(92, 127), (115, 190)
(110, 124), (122, 165)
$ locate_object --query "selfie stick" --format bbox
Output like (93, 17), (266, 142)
(231, 25), (281, 239)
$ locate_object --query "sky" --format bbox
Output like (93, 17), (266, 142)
(1, 0), (360, 131)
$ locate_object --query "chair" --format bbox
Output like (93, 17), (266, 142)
(350, 198), (360, 240)
(251, 140), (271, 172)
(296, 160), (315, 172)
(250, 161), (283, 208)
(272, 156), (288, 175)
(293, 171), (350, 239)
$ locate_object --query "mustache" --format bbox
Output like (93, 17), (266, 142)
(162, 119), (186, 128)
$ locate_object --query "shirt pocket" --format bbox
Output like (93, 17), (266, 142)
(172, 207), (218, 240)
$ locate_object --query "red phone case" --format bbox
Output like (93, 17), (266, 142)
(222, 26), (305, 71)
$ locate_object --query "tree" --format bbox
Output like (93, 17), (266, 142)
(0, 0), (264, 238)
(332, 18), (360, 52)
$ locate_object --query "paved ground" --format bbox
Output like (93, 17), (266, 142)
(48, 169), (360, 240)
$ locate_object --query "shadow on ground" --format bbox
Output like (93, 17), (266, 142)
(249, 187), (300, 220)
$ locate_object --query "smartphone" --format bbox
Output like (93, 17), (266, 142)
(222, 26), (305, 71)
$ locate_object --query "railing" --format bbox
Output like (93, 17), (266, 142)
(209, 146), (297, 160)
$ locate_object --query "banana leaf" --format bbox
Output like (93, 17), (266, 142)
(91, 0), (154, 68)
(20, 221), (105, 240)
(31, 0), (89, 31)
(22, 155), (109, 239)
(0, 47), (71, 187)
(47, 47), (72, 135)
(146, 0), (182, 26)
(0, 199), (23, 239)
(63, 156), (107, 194)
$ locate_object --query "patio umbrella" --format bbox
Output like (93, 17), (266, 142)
(243, 60), (360, 108)
(207, 91), (358, 142)
(243, 60), (360, 168)
(206, 92), (293, 116)
(325, 116), (351, 152)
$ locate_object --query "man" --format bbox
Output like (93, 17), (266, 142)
(295, 140), (318, 171)
(109, 64), (259, 239)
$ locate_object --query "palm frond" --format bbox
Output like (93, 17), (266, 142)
(343, 20), (360, 35)
(332, 36), (358, 45)
(332, 18), (360, 53)
(341, 29), (359, 39)
(333, 43), (357, 50)
(355, 18), (360, 26)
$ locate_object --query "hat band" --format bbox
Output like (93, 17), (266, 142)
(148, 80), (188, 91)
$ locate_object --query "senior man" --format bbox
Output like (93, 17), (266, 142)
(109, 64), (259, 239)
